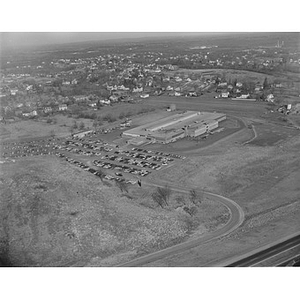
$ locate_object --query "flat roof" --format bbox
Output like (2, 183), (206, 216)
(123, 111), (226, 137)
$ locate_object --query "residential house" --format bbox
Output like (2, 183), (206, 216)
(132, 86), (143, 93)
(221, 92), (230, 98)
(88, 102), (97, 108)
(59, 104), (68, 111)
(140, 94), (149, 99)
(266, 94), (275, 102)
(44, 107), (53, 114)
(74, 95), (88, 102)
(99, 99), (111, 105)
(237, 93), (250, 99)
(109, 95), (119, 102)
(10, 89), (18, 95)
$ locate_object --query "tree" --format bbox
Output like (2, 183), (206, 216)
(92, 120), (99, 131)
(72, 121), (78, 129)
(115, 180), (129, 193)
(155, 185), (172, 206)
(79, 121), (85, 130)
(49, 130), (55, 138)
(151, 191), (165, 208)
(263, 77), (269, 90)
(96, 169), (106, 182)
(119, 111), (126, 119)
(189, 189), (204, 206)
(175, 195), (186, 206)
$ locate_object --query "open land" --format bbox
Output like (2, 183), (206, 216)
(1, 95), (299, 266)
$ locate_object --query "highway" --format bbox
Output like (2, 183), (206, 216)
(117, 182), (244, 267)
(225, 233), (300, 267)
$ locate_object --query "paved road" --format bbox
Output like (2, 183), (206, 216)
(117, 182), (244, 267)
(225, 233), (300, 267)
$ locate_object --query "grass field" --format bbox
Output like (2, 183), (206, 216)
(0, 116), (94, 142)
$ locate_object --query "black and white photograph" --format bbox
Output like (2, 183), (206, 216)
(0, 1), (299, 300)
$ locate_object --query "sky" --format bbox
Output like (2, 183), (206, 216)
(0, 32), (210, 50)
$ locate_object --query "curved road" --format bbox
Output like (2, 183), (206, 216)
(117, 182), (244, 267)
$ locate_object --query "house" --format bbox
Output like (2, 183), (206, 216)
(88, 102), (97, 108)
(99, 99), (111, 105)
(74, 95), (88, 102)
(132, 86), (143, 93)
(58, 104), (68, 111)
(221, 92), (230, 98)
(186, 92), (197, 97)
(140, 94), (149, 99)
(266, 94), (275, 102)
(236, 82), (243, 88)
(62, 81), (71, 85)
(22, 110), (37, 117)
(117, 85), (129, 91)
(237, 93), (250, 99)
(44, 107), (52, 114)
(10, 89), (18, 95)
(71, 79), (78, 85)
(109, 95), (119, 102)
(166, 86), (173, 91)
(174, 92), (181, 97)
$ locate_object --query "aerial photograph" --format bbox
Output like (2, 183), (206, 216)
(1, 31), (299, 270)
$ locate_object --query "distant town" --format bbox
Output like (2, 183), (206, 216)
(1, 33), (300, 126)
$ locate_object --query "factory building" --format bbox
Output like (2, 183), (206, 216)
(122, 110), (226, 144)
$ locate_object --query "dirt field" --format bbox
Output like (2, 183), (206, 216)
(0, 156), (229, 267)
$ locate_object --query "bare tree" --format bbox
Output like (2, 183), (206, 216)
(151, 185), (172, 208)
(79, 121), (85, 130)
(156, 185), (172, 206)
(96, 169), (106, 182)
(189, 189), (204, 205)
(115, 180), (129, 193)
(175, 195), (185, 206)
(151, 191), (165, 208)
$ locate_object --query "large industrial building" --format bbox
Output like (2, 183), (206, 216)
(123, 110), (226, 144)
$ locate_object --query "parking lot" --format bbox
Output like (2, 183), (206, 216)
(1, 133), (185, 185)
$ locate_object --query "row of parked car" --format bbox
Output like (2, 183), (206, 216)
(131, 147), (186, 160)
(1, 138), (56, 158)
(55, 153), (137, 184)
(93, 159), (151, 176)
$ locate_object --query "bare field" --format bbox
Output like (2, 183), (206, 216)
(145, 96), (269, 120)
(151, 134), (300, 216)
(176, 68), (278, 82)
(142, 136), (300, 266)
(0, 116), (93, 142)
(0, 156), (229, 267)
